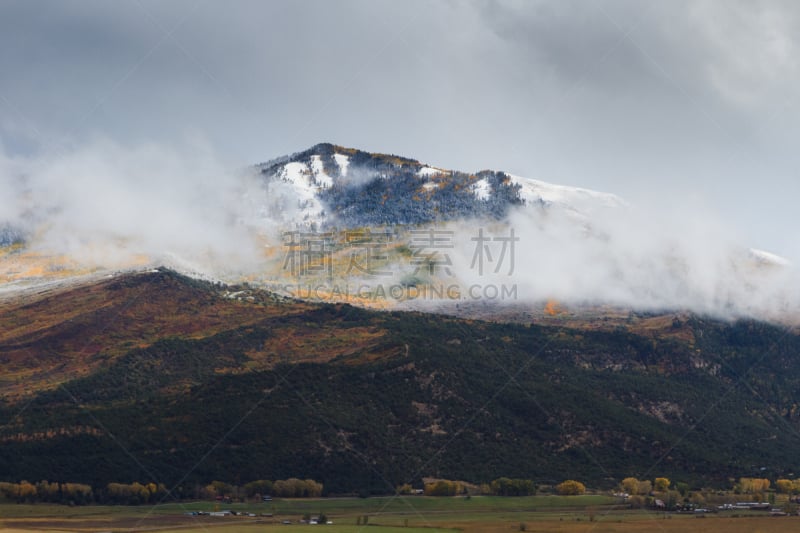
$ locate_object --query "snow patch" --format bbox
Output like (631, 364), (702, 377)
(472, 178), (491, 200)
(418, 166), (443, 177)
(507, 174), (626, 210)
(283, 161), (309, 185)
(333, 153), (350, 177)
(749, 248), (791, 267)
(269, 161), (326, 226)
(310, 155), (333, 188)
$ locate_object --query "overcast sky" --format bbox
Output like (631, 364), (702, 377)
(1, 0), (799, 259)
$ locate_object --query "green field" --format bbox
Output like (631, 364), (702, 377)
(157, 527), (458, 533)
(159, 493), (614, 513)
(1, 495), (798, 533)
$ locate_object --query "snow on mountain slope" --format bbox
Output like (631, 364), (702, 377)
(418, 166), (443, 177)
(333, 153), (350, 177)
(265, 160), (327, 226)
(258, 143), (629, 229)
(280, 161), (320, 201)
(310, 155), (333, 187)
(472, 177), (491, 200)
(507, 174), (627, 211)
(749, 248), (792, 267)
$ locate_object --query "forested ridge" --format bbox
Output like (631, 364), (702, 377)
(1, 269), (800, 494)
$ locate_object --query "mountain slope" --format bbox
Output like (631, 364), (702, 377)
(0, 269), (387, 401)
(2, 270), (800, 493)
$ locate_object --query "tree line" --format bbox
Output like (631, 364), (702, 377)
(5, 475), (799, 506)
(616, 476), (800, 510)
(400, 478), (583, 497)
(0, 477), (323, 505)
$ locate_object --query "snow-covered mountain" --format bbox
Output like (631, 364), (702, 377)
(255, 143), (625, 229)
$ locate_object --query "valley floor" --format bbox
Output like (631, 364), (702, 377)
(0, 496), (798, 532)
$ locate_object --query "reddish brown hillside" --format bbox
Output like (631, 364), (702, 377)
(0, 269), (398, 402)
(0, 270), (318, 399)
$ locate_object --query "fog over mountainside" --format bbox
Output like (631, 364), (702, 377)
(0, 140), (796, 321)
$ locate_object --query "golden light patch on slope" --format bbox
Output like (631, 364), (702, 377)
(0, 245), (153, 286)
(0, 248), (92, 283)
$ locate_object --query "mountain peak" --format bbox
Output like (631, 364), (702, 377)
(254, 143), (623, 229)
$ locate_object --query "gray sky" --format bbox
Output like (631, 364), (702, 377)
(2, 0), (799, 259)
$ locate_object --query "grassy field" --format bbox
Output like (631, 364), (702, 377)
(154, 494), (615, 514)
(1, 496), (798, 532)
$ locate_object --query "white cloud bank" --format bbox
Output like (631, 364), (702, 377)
(1, 138), (798, 322)
(447, 193), (800, 321)
(0, 137), (270, 275)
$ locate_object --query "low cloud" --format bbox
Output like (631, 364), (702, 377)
(1, 138), (797, 321)
(446, 198), (799, 320)
(0, 137), (270, 275)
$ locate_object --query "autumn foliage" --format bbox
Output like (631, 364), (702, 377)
(654, 477), (670, 492)
(0, 480), (92, 504)
(424, 479), (466, 496)
(737, 477), (770, 494)
(556, 480), (586, 495)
